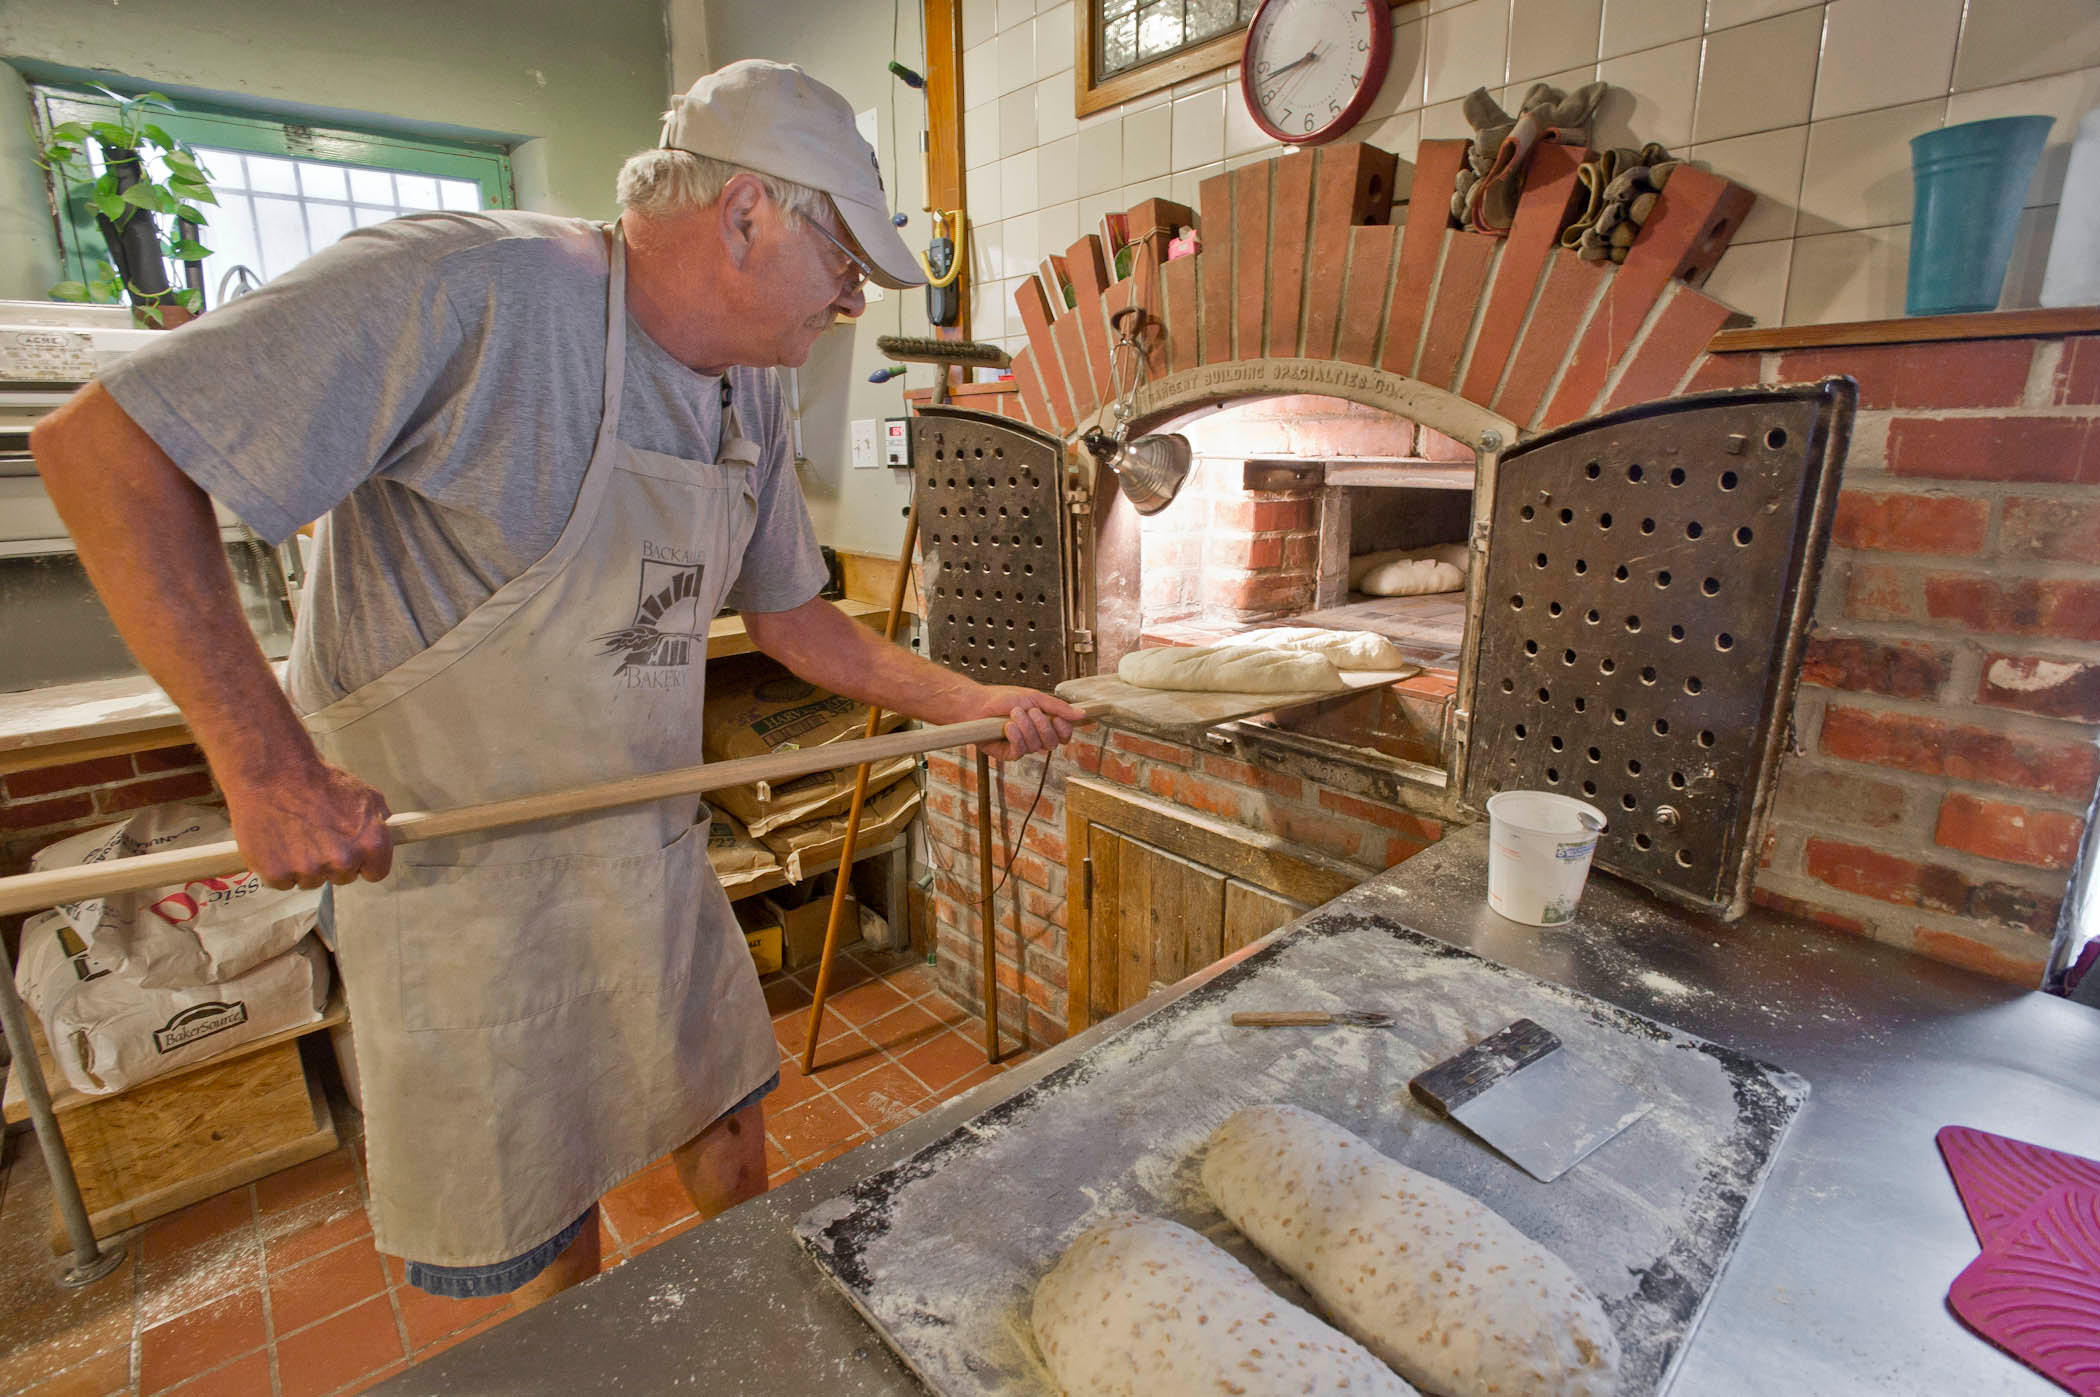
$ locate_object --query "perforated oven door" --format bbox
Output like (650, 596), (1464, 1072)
(1463, 381), (1854, 918)
(912, 406), (1072, 691)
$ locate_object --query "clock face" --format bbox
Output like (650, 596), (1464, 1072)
(1240, 0), (1394, 146)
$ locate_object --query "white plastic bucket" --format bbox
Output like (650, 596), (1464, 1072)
(1485, 791), (1606, 926)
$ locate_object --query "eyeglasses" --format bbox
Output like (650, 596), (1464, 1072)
(805, 217), (874, 295)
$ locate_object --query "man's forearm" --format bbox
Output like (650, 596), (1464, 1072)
(744, 595), (987, 724)
(30, 383), (318, 783)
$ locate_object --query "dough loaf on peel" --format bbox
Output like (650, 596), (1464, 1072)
(1031, 1214), (1421, 1397)
(1229, 626), (1412, 672)
(1203, 1105), (1620, 1397)
(1117, 645), (1347, 694)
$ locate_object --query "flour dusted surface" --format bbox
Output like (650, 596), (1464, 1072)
(1033, 1215), (1419, 1397)
(1204, 1105), (1620, 1397)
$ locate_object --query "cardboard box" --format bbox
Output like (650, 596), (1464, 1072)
(734, 901), (784, 976)
(768, 891), (859, 971)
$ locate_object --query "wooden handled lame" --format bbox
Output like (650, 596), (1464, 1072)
(0, 700), (1112, 918)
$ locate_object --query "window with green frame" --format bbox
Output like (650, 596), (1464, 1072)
(32, 85), (514, 300)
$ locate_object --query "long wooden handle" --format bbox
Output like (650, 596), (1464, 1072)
(0, 699), (1112, 918)
(1230, 1011), (1338, 1027)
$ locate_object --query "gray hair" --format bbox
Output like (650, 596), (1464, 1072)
(616, 144), (830, 224)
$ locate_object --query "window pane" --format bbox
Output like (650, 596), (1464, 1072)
(438, 178), (481, 211)
(245, 153), (299, 196)
(394, 173), (440, 210)
(1189, 0), (1236, 41)
(352, 205), (396, 229)
(206, 192), (263, 286)
(198, 148), (249, 192)
(1238, 0), (1261, 21)
(1103, 12), (1138, 73)
(296, 160), (350, 202)
(304, 200), (355, 253)
(252, 195), (310, 280)
(1136, 1), (1185, 61)
(347, 167), (396, 205)
(1101, 0), (1138, 16)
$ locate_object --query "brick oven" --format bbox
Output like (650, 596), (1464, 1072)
(911, 134), (2100, 1050)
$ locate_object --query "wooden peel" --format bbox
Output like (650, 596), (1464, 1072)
(0, 699), (1112, 920)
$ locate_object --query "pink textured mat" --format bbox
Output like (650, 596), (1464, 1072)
(1939, 1126), (2100, 1247)
(1947, 1185), (2100, 1397)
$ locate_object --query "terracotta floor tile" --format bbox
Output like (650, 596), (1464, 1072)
(803, 1031), (886, 1089)
(262, 1201), (372, 1271)
(255, 1150), (360, 1215)
(629, 1213), (705, 1257)
(138, 1288), (266, 1395)
(897, 1029), (993, 1095)
(763, 1062), (823, 1113)
(142, 1187), (255, 1262)
(0, 1275), (134, 1388)
(879, 961), (940, 1000)
(768, 1093), (867, 1162)
(138, 1232), (262, 1330)
(597, 1211), (626, 1261)
(269, 1233), (387, 1336)
(763, 1133), (794, 1179)
(341, 1358), (412, 1394)
(942, 1062), (1007, 1098)
(161, 1349), (272, 1396)
(823, 976), (913, 1027)
(600, 1159), (698, 1244)
(405, 1308), (508, 1364)
(856, 1000), (948, 1053)
(829, 1063), (933, 1136)
(16, 1343), (129, 1397)
(919, 992), (973, 1028)
(762, 975), (814, 1016)
(276, 1294), (405, 1397)
(394, 1280), (509, 1353)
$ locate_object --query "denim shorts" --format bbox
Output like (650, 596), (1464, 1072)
(405, 1071), (780, 1298)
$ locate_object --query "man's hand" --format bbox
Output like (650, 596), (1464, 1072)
(964, 685), (1089, 761)
(221, 757), (395, 890)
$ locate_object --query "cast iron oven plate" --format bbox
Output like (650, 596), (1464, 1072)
(1465, 382), (1854, 916)
(913, 406), (1069, 691)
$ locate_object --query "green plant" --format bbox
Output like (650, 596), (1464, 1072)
(34, 87), (215, 324)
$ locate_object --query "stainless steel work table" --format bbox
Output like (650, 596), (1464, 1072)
(375, 826), (2098, 1394)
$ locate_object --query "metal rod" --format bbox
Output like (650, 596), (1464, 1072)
(802, 501), (921, 1075)
(975, 747), (1001, 1063)
(0, 937), (124, 1287)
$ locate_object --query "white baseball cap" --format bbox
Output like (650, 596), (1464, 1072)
(661, 60), (925, 290)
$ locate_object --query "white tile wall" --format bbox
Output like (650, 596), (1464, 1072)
(960, 0), (2100, 337)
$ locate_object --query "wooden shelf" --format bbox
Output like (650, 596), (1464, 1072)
(721, 832), (908, 905)
(1709, 305), (2100, 353)
(4, 985), (347, 1124)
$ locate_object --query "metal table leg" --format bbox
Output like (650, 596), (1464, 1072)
(0, 935), (124, 1287)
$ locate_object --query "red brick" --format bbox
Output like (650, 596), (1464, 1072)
(1601, 285), (1738, 413)
(1976, 653), (2100, 722)
(1337, 222), (1399, 365)
(1832, 490), (1990, 556)
(1493, 253), (1608, 426)
(1802, 837), (2060, 932)
(1290, 415), (1416, 456)
(1461, 142), (1585, 405)
(1275, 809), (1367, 863)
(1779, 340), (2033, 410)
(1749, 887), (1871, 937)
(1008, 347), (1051, 432)
(131, 743), (208, 773)
(1383, 835), (1434, 866)
(1417, 231), (1498, 388)
(1197, 752), (1303, 801)
(1283, 534), (1320, 569)
(1304, 143), (1395, 359)
(4, 755), (136, 800)
(1818, 705), (2100, 799)
(1098, 748), (1140, 785)
(2055, 335), (2100, 406)
(1234, 161), (1272, 362)
(1315, 788), (1443, 842)
(1911, 927), (2047, 985)
(1885, 416), (2098, 484)
(1799, 635), (1952, 700)
(2000, 495), (2100, 564)
(1051, 312), (1096, 421)
(1239, 534), (1286, 569)
(1198, 170), (1236, 365)
(1144, 764), (1175, 798)
(1923, 575), (2100, 641)
(1266, 151), (1314, 358)
(1382, 140), (1468, 376)
(1170, 769), (1251, 823)
(1021, 821), (1068, 864)
(1108, 731), (1193, 766)
(1843, 561), (1923, 622)
(1067, 236), (1115, 416)
(1163, 252), (1201, 374)
(1802, 838), (1923, 906)
(1683, 351), (1762, 394)
(1772, 762), (1911, 830)
(0, 791), (95, 833)
(1935, 793), (2085, 870)
(1214, 498), (1315, 531)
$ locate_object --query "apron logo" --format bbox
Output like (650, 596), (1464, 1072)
(595, 557), (705, 682)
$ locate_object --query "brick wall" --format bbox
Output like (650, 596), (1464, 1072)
(920, 733), (1444, 1045)
(1688, 332), (2100, 985)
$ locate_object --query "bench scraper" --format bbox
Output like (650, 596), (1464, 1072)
(1409, 1018), (1652, 1182)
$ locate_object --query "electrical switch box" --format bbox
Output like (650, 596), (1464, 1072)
(884, 417), (912, 468)
(851, 418), (879, 469)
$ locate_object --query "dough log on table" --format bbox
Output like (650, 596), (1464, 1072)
(1202, 1105), (1620, 1397)
(1228, 626), (1416, 673)
(1032, 1214), (1421, 1397)
(1116, 644), (1347, 694)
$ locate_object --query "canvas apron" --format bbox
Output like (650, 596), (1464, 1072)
(300, 227), (777, 1266)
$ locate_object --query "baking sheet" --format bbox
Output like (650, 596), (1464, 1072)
(796, 910), (1808, 1396)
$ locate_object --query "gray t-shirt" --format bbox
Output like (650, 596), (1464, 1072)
(102, 210), (828, 708)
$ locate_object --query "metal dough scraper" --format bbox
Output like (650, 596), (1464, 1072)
(1409, 1018), (1652, 1182)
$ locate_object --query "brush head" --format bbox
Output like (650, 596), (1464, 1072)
(875, 335), (1010, 367)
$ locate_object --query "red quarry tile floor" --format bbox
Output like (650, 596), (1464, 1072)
(0, 948), (1037, 1396)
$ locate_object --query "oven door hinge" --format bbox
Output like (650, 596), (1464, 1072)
(1070, 628), (1095, 654)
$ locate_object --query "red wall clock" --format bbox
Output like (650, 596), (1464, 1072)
(1240, 0), (1395, 147)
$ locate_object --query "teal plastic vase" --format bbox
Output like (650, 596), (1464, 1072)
(1908, 115), (2054, 315)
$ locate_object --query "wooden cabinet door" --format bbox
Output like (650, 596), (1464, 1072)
(1066, 778), (1364, 1031)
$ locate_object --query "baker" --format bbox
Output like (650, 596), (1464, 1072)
(30, 59), (1084, 1308)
